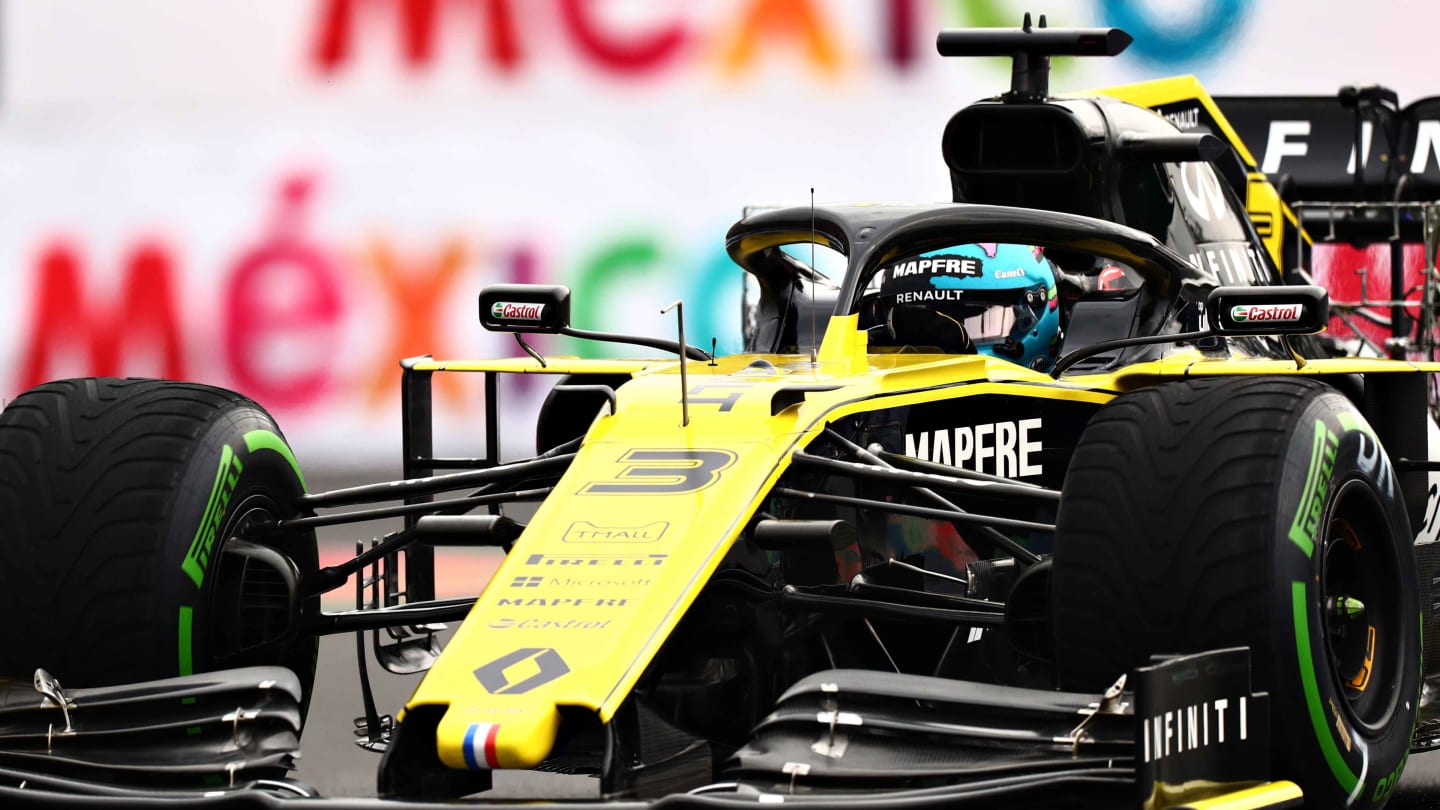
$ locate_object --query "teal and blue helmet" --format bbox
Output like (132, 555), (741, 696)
(859, 243), (1061, 371)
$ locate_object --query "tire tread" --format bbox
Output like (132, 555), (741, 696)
(0, 378), (273, 683)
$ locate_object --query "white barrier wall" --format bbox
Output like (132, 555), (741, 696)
(0, 0), (1427, 468)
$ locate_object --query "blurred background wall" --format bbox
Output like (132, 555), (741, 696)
(0, 0), (1428, 474)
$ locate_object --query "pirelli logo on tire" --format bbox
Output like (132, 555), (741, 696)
(182, 445), (244, 588)
(1289, 421), (1338, 558)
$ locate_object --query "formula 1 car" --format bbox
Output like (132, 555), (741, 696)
(4, 18), (1440, 810)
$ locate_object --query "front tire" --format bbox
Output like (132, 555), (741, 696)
(1052, 376), (1419, 809)
(0, 378), (318, 714)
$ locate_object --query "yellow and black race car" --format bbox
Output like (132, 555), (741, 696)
(3, 19), (1440, 810)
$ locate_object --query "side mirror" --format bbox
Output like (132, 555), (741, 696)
(478, 284), (571, 334)
(1206, 285), (1329, 335)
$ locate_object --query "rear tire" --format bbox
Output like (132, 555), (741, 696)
(1053, 376), (1419, 809)
(0, 378), (318, 714)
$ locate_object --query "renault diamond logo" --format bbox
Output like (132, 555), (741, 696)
(474, 648), (570, 695)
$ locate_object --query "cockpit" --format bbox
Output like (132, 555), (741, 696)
(856, 242), (1144, 373)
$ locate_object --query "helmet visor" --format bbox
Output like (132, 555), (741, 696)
(886, 287), (1040, 346)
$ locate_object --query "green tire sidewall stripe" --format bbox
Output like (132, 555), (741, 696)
(178, 428), (307, 681)
(1287, 403), (1363, 797)
(1292, 580), (1360, 794)
(1285, 404), (1418, 803)
(243, 429), (307, 491)
(178, 605), (194, 677)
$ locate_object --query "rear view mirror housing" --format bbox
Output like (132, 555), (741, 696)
(1207, 285), (1329, 335)
(478, 284), (572, 334)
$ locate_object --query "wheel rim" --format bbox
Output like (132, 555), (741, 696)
(1321, 479), (1403, 735)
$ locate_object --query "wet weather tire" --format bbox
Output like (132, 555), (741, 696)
(536, 374), (627, 454)
(0, 378), (318, 715)
(1053, 376), (1419, 809)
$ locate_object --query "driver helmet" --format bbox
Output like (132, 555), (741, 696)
(861, 243), (1061, 371)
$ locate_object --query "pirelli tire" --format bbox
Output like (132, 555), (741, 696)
(535, 373), (629, 454)
(1052, 376), (1420, 810)
(0, 378), (318, 714)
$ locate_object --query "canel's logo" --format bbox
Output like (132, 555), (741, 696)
(1231, 304), (1302, 323)
(491, 301), (545, 320)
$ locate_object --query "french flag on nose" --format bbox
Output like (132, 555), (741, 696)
(463, 722), (501, 769)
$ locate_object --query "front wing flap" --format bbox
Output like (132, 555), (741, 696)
(0, 654), (1299, 808)
(0, 666), (302, 789)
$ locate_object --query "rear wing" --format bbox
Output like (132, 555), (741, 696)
(1213, 92), (1440, 250)
(1213, 92), (1440, 204)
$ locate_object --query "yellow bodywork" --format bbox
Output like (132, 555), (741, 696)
(400, 316), (1438, 770)
(408, 320), (1097, 769)
(1167, 780), (1304, 809)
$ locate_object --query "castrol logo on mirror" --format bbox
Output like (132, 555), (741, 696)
(1230, 304), (1302, 323)
(492, 302), (546, 320)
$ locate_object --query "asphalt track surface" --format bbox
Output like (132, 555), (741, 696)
(291, 479), (1440, 805)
